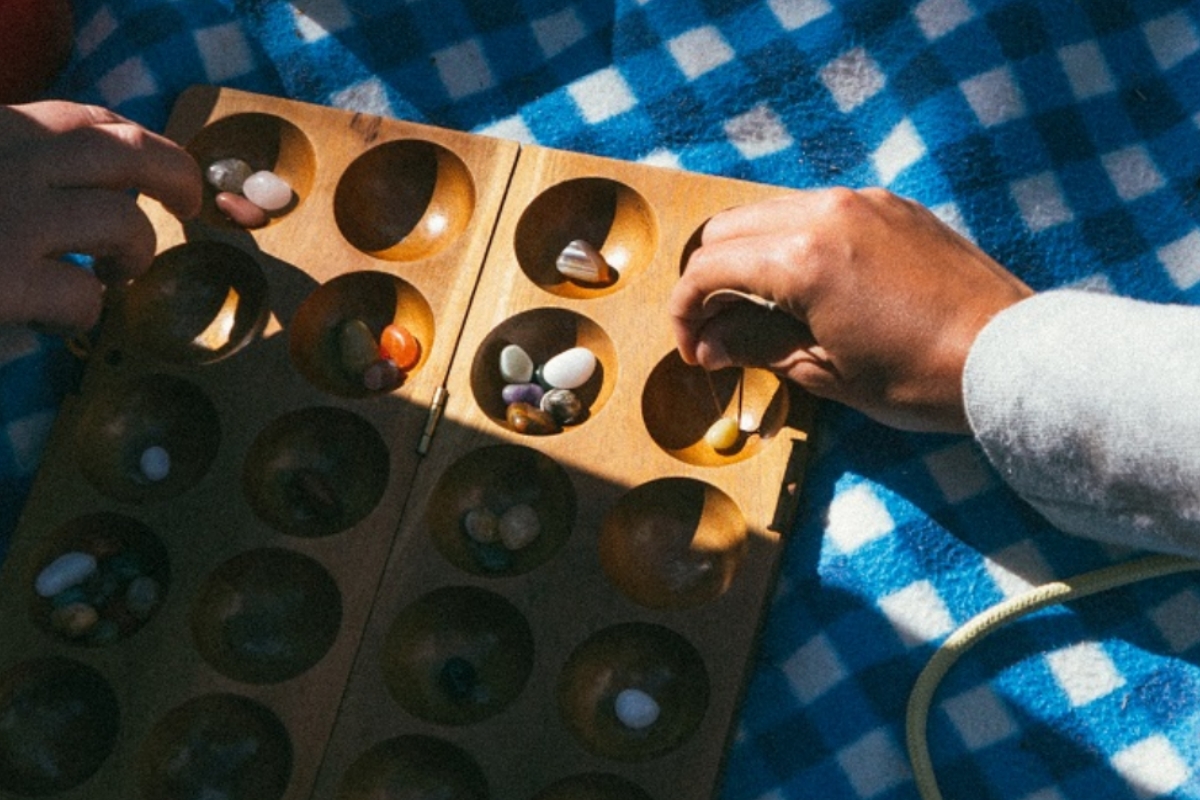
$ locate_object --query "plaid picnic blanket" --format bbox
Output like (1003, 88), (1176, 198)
(4, 0), (1200, 797)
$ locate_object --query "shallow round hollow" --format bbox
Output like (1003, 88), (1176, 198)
(334, 139), (475, 260)
(190, 548), (342, 684)
(470, 309), (616, 433)
(335, 735), (489, 800)
(427, 445), (575, 577)
(0, 657), (120, 795)
(642, 352), (789, 466)
(187, 112), (315, 226)
(290, 271), (436, 397)
(29, 512), (171, 646)
(76, 373), (220, 503)
(137, 693), (292, 800)
(558, 622), (709, 762)
(381, 586), (534, 725)
(599, 478), (746, 610)
(533, 773), (654, 800)
(243, 406), (389, 537)
(120, 241), (270, 365)
(514, 177), (657, 299)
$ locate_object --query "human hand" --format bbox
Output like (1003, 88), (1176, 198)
(0, 101), (202, 334)
(669, 188), (1033, 433)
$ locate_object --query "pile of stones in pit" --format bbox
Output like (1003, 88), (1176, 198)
(205, 157), (294, 228)
(337, 319), (421, 393)
(34, 539), (164, 645)
(498, 343), (595, 435)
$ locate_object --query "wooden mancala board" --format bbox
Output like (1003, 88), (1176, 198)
(0, 86), (815, 800)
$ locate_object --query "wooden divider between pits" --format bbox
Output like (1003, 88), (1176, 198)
(0, 86), (521, 800)
(312, 143), (816, 799)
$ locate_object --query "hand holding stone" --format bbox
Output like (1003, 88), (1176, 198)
(0, 101), (202, 333)
(668, 187), (1032, 434)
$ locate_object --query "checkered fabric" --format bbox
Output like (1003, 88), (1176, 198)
(4, 1), (1200, 798)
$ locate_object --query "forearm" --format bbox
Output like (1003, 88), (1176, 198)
(964, 290), (1200, 557)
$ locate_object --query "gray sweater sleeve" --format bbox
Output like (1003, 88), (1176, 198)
(962, 289), (1200, 557)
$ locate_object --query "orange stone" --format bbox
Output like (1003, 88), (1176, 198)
(379, 323), (421, 371)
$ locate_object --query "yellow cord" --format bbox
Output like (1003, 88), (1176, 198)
(906, 554), (1200, 800)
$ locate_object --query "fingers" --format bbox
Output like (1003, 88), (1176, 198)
(699, 187), (877, 246)
(669, 232), (814, 363)
(690, 302), (821, 366)
(0, 101), (128, 141)
(38, 123), (202, 219)
(17, 259), (106, 333)
(31, 187), (160, 280)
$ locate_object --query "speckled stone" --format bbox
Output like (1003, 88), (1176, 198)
(498, 504), (540, 550)
(540, 388), (584, 425)
(205, 157), (253, 193)
(462, 508), (500, 544)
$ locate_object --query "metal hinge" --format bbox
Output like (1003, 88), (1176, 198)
(417, 385), (449, 455)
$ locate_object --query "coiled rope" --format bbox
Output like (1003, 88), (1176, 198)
(906, 554), (1200, 800)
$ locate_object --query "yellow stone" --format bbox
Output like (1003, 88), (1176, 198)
(704, 417), (740, 451)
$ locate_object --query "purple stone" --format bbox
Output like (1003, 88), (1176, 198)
(501, 382), (545, 406)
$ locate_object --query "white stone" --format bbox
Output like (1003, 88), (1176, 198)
(35, 552), (98, 598)
(614, 688), (660, 729)
(241, 170), (294, 211)
(499, 344), (535, 383)
(139, 445), (171, 482)
(541, 347), (596, 389)
(498, 504), (541, 550)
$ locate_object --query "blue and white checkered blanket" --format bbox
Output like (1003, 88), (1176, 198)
(5, 1), (1200, 797)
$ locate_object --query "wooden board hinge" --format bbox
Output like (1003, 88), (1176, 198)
(417, 385), (449, 455)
